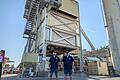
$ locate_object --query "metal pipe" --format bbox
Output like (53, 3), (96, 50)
(80, 27), (95, 50)
(100, 0), (108, 27)
(76, 1), (83, 72)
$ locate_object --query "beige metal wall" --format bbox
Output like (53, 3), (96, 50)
(21, 53), (38, 63)
(59, 0), (79, 17)
(97, 62), (109, 75)
(47, 11), (79, 47)
(87, 61), (109, 75)
(37, 9), (47, 45)
(102, 0), (120, 71)
(88, 61), (98, 75)
(35, 0), (80, 50)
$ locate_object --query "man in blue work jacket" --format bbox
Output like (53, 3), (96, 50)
(49, 51), (60, 80)
(62, 52), (74, 80)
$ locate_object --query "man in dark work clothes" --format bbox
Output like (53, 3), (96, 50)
(62, 52), (74, 80)
(49, 51), (60, 80)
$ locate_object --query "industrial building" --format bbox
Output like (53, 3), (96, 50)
(84, 56), (109, 75)
(21, 0), (83, 75)
(20, 0), (120, 77)
(101, 0), (120, 73)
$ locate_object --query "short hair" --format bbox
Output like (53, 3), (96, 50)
(68, 52), (71, 54)
(51, 50), (55, 54)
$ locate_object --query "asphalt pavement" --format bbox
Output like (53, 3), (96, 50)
(1, 72), (120, 80)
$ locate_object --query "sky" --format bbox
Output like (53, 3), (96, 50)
(79, 0), (108, 50)
(0, 0), (108, 67)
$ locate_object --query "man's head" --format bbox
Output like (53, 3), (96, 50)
(64, 53), (67, 56)
(53, 52), (57, 56)
(67, 52), (71, 56)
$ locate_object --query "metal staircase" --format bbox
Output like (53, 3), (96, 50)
(23, 0), (40, 38)
(23, 0), (40, 53)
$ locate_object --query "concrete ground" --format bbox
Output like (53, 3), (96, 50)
(1, 72), (120, 80)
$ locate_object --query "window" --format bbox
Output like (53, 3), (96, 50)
(99, 62), (101, 67)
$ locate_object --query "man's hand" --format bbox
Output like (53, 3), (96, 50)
(49, 63), (51, 68)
